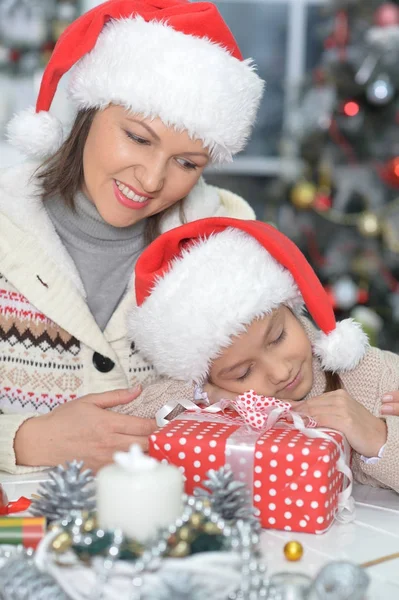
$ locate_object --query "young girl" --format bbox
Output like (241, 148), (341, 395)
(0, 0), (264, 473)
(127, 217), (399, 493)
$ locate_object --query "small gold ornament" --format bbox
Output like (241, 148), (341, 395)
(178, 525), (195, 543)
(169, 540), (190, 558)
(290, 181), (317, 210)
(51, 531), (72, 553)
(284, 540), (304, 562)
(202, 521), (222, 536)
(189, 512), (204, 529)
(82, 516), (98, 533)
(357, 212), (381, 237)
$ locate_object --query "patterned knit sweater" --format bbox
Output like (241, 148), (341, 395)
(0, 162), (255, 474)
(118, 317), (399, 494)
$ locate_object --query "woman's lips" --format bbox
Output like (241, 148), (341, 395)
(113, 180), (151, 210)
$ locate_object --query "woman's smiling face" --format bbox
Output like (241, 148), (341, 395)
(82, 105), (210, 227)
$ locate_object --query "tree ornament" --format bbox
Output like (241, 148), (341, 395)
(313, 191), (332, 212)
(30, 460), (95, 521)
(309, 560), (369, 600)
(351, 306), (383, 347)
(284, 540), (304, 562)
(290, 181), (316, 210)
(373, 3), (399, 27)
(331, 276), (359, 311)
(379, 156), (399, 188)
(366, 73), (394, 105)
(194, 467), (256, 523)
(357, 212), (381, 237)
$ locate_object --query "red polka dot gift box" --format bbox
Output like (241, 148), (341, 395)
(149, 391), (353, 535)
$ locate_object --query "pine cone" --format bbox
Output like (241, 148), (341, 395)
(30, 460), (95, 521)
(194, 467), (256, 523)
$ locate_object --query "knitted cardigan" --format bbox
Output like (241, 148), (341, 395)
(0, 162), (255, 474)
(118, 317), (399, 494)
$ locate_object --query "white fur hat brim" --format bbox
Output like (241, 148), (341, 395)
(7, 16), (264, 162)
(129, 228), (303, 383)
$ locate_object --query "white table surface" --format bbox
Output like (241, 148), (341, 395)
(1, 472), (399, 599)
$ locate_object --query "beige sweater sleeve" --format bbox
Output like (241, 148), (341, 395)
(113, 378), (194, 419)
(302, 316), (399, 493)
(0, 413), (48, 474)
(345, 348), (399, 493)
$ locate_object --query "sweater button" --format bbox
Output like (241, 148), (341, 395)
(92, 352), (115, 373)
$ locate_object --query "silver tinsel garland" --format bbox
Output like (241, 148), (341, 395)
(0, 552), (67, 600)
(30, 460), (95, 521)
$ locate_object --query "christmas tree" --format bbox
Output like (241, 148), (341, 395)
(267, 0), (399, 351)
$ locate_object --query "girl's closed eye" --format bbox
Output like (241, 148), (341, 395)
(237, 366), (252, 381)
(271, 328), (287, 345)
(124, 130), (150, 145)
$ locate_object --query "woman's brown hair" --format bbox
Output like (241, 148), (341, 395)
(36, 108), (186, 244)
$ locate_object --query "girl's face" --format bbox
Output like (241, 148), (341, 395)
(82, 105), (210, 227)
(209, 307), (313, 401)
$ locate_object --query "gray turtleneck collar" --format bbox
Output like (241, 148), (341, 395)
(45, 192), (147, 330)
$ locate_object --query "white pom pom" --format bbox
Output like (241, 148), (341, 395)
(6, 107), (64, 159)
(313, 318), (369, 372)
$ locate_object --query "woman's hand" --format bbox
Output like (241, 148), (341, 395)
(203, 381), (238, 404)
(291, 390), (387, 458)
(381, 391), (399, 416)
(14, 387), (157, 473)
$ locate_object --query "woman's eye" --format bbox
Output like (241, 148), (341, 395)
(125, 130), (149, 145)
(176, 157), (198, 170)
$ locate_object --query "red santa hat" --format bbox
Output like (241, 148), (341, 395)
(128, 217), (368, 383)
(7, 0), (264, 163)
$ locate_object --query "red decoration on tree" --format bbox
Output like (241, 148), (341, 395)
(378, 157), (399, 188)
(373, 3), (399, 27)
(324, 10), (349, 60)
(313, 193), (332, 212)
(342, 100), (360, 117)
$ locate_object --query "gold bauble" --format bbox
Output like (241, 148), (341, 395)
(202, 521), (222, 536)
(51, 531), (72, 554)
(290, 182), (317, 210)
(169, 540), (190, 558)
(178, 525), (195, 543)
(357, 212), (381, 237)
(189, 513), (204, 529)
(283, 540), (304, 562)
(83, 516), (98, 533)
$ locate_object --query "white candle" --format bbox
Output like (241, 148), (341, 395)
(96, 445), (183, 542)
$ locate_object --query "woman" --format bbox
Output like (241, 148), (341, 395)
(0, 0), (264, 473)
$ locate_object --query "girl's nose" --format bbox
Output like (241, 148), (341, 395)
(267, 361), (293, 389)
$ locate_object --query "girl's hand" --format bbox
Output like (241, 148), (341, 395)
(14, 387), (157, 473)
(203, 382), (238, 404)
(291, 390), (387, 458)
(381, 391), (399, 416)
